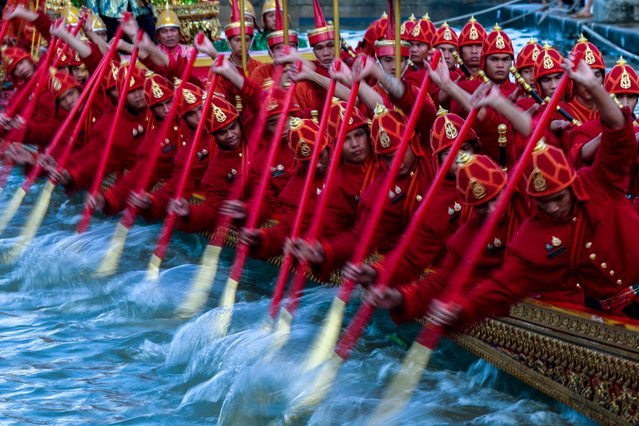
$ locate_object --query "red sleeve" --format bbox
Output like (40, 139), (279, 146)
(33, 11), (52, 42)
(390, 81), (437, 139)
(83, 42), (104, 74)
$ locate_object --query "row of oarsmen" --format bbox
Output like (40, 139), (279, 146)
(0, 0), (639, 328)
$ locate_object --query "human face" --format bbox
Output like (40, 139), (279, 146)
(96, 30), (108, 43)
(70, 66), (87, 84)
(263, 11), (276, 32)
(342, 127), (370, 164)
(380, 146), (416, 177)
(460, 44), (481, 69)
(409, 41), (429, 64)
(378, 56), (407, 76)
(213, 119), (242, 149)
(313, 39), (335, 69)
(270, 42), (298, 61)
(438, 44), (456, 71)
(157, 27), (180, 49)
(151, 98), (172, 121)
(616, 93), (638, 111)
(13, 59), (35, 81)
(485, 54), (512, 84)
(228, 35), (254, 57)
(265, 114), (289, 141)
(519, 67), (534, 86)
(183, 106), (202, 130)
(316, 148), (330, 174)
(538, 72), (563, 98)
(126, 88), (147, 111)
(57, 88), (80, 112)
(536, 188), (574, 221)
(438, 141), (476, 177)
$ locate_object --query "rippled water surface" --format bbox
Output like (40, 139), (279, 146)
(0, 21), (608, 426)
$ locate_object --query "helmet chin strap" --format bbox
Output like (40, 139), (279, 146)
(375, 57), (409, 79)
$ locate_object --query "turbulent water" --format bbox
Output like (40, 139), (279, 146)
(0, 21), (611, 426)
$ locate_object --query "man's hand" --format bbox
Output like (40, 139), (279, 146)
(49, 20), (69, 39)
(426, 55), (453, 89)
(285, 238), (325, 264)
(351, 54), (377, 82)
(562, 57), (597, 90)
(342, 262), (378, 287)
(362, 286), (403, 310)
(549, 119), (571, 133)
(127, 191), (152, 209)
(5, 143), (35, 165)
(220, 199), (247, 220)
(239, 227), (261, 247)
(427, 299), (462, 328)
(4, 5), (37, 22)
(85, 193), (105, 211)
(194, 33), (217, 58)
(329, 59), (353, 86)
(119, 16), (139, 40)
(168, 198), (190, 217)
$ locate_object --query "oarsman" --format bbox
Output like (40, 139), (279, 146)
(293, 106), (433, 281)
(355, 12), (388, 57)
(401, 13), (435, 71)
(43, 65), (148, 193)
(361, 154), (534, 320)
(134, 82), (214, 222)
(251, 0), (307, 52)
(428, 57), (639, 329)
(456, 16), (486, 79)
(97, 74), (188, 215)
(513, 37), (542, 88)
(239, 118), (330, 260)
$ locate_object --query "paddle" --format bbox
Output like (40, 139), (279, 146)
(268, 58), (363, 352)
(173, 63), (285, 318)
(76, 30), (144, 234)
(267, 0), (343, 334)
(208, 61), (301, 335)
(301, 51), (442, 374)
(144, 55), (226, 281)
(368, 51), (583, 425)
(2, 24), (128, 262)
(94, 47), (199, 277)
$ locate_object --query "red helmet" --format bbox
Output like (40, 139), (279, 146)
(458, 16), (486, 49)
(515, 38), (542, 72)
(144, 74), (174, 107)
(456, 153), (506, 206)
(526, 140), (576, 198)
(605, 56), (639, 95)
(570, 34), (605, 71)
(288, 117), (329, 161)
(480, 24), (514, 70)
(431, 23), (458, 48)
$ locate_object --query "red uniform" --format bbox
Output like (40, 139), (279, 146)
(456, 112), (639, 325)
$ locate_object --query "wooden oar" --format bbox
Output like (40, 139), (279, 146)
(369, 52), (583, 425)
(2, 26), (127, 262)
(301, 51), (442, 375)
(266, 66), (339, 342)
(269, 59), (362, 352)
(145, 55), (226, 281)
(209, 62), (301, 336)
(173, 64), (285, 318)
(76, 30), (144, 234)
(94, 48), (199, 277)
(288, 52), (441, 413)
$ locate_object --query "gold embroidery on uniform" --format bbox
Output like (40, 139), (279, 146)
(380, 130), (391, 148)
(289, 117), (303, 129)
(151, 79), (163, 98)
(532, 168), (547, 192)
(470, 178), (486, 200)
(620, 71), (632, 90)
(543, 53), (554, 70)
(183, 89), (197, 104)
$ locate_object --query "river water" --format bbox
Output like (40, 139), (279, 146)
(0, 19), (609, 426)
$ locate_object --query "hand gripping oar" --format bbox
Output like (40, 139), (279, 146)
(76, 30), (145, 234)
(268, 59), (362, 353)
(266, 67), (338, 325)
(94, 48), (199, 277)
(368, 51), (583, 426)
(208, 61), (301, 336)
(144, 55), (226, 281)
(299, 51), (442, 375)
(2, 25), (128, 262)
(174, 65), (286, 318)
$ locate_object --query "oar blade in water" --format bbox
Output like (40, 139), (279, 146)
(94, 222), (130, 278)
(0, 187), (27, 236)
(268, 307), (293, 356)
(145, 253), (162, 280)
(210, 275), (239, 336)
(287, 352), (344, 417)
(368, 337), (436, 425)
(174, 243), (222, 319)
(303, 296), (346, 372)
(3, 180), (55, 263)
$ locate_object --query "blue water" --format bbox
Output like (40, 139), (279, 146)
(0, 19), (611, 426)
